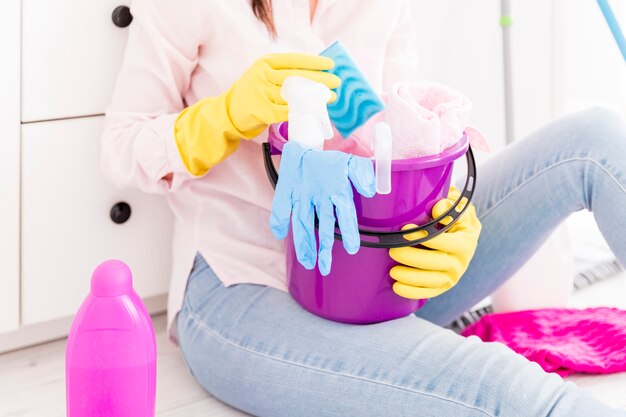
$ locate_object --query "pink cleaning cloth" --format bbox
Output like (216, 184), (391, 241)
(386, 81), (488, 159)
(462, 307), (626, 376)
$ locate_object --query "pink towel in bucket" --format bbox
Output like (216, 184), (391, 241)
(461, 307), (626, 376)
(386, 81), (488, 159)
(323, 82), (489, 160)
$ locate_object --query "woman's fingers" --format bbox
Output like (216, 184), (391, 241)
(267, 87), (288, 106)
(267, 84), (337, 105)
(431, 198), (455, 227)
(417, 231), (472, 253)
(395, 223), (466, 257)
(267, 69), (341, 90)
(389, 245), (461, 272)
(398, 223), (428, 240)
(389, 266), (454, 288)
(266, 102), (289, 124)
(264, 53), (335, 70)
(392, 280), (452, 300)
(446, 186), (462, 201)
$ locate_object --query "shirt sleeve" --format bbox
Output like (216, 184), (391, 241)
(382, 0), (419, 91)
(101, 0), (205, 194)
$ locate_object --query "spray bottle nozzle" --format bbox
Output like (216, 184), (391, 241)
(281, 76), (334, 149)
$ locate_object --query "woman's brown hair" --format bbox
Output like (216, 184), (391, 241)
(252, 0), (277, 37)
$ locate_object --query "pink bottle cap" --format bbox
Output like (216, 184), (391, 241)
(91, 259), (133, 297)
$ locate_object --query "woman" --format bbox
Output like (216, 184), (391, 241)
(102, 0), (626, 416)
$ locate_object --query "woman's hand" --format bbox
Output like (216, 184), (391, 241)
(174, 53), (341, 176)
(226, 53), (340, 138)
(389, 187), (482, 300)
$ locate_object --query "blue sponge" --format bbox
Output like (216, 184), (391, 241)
(320, 41), (385, 138)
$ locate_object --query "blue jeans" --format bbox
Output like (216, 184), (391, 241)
(177, 108), (626, 417)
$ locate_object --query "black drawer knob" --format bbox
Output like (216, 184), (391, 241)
(110, 202), (132, 224)
(112, 5), (133, 28)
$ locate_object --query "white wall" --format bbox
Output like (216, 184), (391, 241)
(411, 0), (625, 149)
(554, 0), (626, 117)
(508, 0), (625, 135)
(509, 0), (556, 140)
(411, 0), (507, 153)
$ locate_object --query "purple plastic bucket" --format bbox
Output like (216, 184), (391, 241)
(264, 122), (474, 324)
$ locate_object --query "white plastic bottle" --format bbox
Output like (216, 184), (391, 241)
(280, 76), (334, 149)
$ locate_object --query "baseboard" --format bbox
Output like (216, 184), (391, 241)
(0, 293), (167, 354)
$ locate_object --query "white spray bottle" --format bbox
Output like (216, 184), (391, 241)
(280, 76), (334, 149)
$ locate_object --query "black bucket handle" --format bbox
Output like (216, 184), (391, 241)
(262, 142), (476, 249)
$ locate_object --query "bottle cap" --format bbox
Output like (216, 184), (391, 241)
(91, 259), (133, 297)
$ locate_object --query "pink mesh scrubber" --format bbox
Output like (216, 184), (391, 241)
(387, 81), (487, 159)
(462, 307), (626, 376)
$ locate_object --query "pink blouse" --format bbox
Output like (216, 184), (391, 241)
(102, 0), (418, 330)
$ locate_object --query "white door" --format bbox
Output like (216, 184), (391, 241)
(21, 116), (174, 325)
(0, 0), (21, 334)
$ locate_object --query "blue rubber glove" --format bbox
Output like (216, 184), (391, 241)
(270, 141), (375, 275)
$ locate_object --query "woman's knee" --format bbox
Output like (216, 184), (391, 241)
(570, 107), (626, 150)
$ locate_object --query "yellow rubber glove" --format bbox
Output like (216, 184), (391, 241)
(174, 53), (341, 176)
(388, 187), (482, 299)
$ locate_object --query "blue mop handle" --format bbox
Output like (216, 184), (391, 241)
(597, 0), (626, 61)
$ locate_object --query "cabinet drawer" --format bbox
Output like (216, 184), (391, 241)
(22, 0), (131, 122)
(21, 116), (173, 325)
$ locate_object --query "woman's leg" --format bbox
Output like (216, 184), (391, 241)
(417, 107), (626, 325)
(177, 254), (626, 417)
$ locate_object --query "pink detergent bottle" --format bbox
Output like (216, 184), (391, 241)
(66, 260), (156, 416)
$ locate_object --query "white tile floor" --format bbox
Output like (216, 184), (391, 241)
(1, 272), (626, 417)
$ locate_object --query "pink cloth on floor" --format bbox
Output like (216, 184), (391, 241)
(461, 307), (626, 376)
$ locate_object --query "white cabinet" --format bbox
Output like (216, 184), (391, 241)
(0, 0), (173, 351)
(21, 0), (131, 122)
(0, 0), (21, 334)
(21, 117), (173, 325)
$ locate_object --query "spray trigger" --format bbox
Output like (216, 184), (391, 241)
(281, 76), (333, 149)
